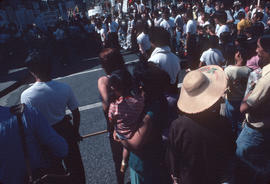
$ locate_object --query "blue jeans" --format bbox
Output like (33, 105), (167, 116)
(235, 124), (270, 184)
(225, 99), (244, 139)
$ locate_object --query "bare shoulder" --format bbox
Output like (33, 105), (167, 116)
(98, 76), (109, 95)
(98, 76), (109, 87)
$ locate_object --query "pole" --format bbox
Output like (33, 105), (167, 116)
(82, 130), (108, 139)
(257, 0), (260, 7)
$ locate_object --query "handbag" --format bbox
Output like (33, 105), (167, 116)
(10, 104), (70, 184)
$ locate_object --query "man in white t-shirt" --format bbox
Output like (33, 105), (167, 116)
(199, 35), (225, 67)
(153, 10), (163, 27)
(148, 27), (180, 86)
(20, 51), (85, 183)
(214, 10), (230, 38)
(160, 9), (175, 38)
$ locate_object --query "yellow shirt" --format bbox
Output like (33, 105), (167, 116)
(237, 19), (252, 31)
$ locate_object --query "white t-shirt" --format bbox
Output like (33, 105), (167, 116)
(98, 28), (107, 42)
(200, 48), (225, 66)
(160, 19), (175, 37)
(186, 20), (197, 34)
(216, 24), (230, 38)
(148, 46), (181, 84)
(137, 32), (151, 52)
(21, 81), (79, 126)
(154, 17), (163, 27)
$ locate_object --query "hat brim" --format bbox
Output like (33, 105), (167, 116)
(178, 65), (227, 114)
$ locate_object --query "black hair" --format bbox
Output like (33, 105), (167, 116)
(148, 27), (170, 47)
(208, 35), (219, 48)
(237, 11), (245, 20)
(186, 10), (193, 20)
(236, 46), (249, 64)
(255, 12), (264, 21)
(133, 62), (170, 100)
(220, 32), (231, 43)
(25, 50), (51, 80)
(99, 48), (125, 75)
(108, 69), (134, 101)
(259, 34), (270, 54)
(215, 10), (227, 24)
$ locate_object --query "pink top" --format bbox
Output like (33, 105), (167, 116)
(108, 95), (144, 139)
(246, 55), (260, 70)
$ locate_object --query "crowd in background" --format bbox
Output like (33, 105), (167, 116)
(2, 0), (270, 184)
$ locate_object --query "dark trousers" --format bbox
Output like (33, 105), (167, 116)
(52, 117), (86, 184)
(109, 132), (124, 184)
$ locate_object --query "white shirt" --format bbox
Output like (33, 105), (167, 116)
(21, 81), (79, 125)
(200, 48), (225, 66)
(98, 27), (107, 42)
(154, 17), (163, 27)
(216, 24), (230, 38)
(186, 19), (197, 34)
(148, 46), (181, 84)
(137, 32), (151, 53)
(160, 19), (175, 37)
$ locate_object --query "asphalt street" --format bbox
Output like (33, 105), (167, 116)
(0, 51), (139, 184)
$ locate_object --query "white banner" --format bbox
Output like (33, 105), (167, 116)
(111, 0), (115, 7)
(122, 0), (128, 13)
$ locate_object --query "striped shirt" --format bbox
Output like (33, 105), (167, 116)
(108, 96), (144, 139)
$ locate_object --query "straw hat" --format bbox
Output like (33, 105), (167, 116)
(178, 65), (227, 114)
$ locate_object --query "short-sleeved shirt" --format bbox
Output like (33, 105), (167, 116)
(108, 96), (144, 139)
(200, 48), (225, 66)
(160, 19), (175, 37)
(186, 20), (197, 35)
(246, 63), (270, 128)
(154, 17), (163, 27)
(21, 81), (79, 125)
(237, 19), (252, 31)
(148, 46), (180, 84)
(225, 65), (252, 101)
(137, 32), (151, 53)
(216, 24), (230, 38)
(245, 68), (262, 96)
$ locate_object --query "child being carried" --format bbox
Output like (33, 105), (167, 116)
(108, 69), (144, 173)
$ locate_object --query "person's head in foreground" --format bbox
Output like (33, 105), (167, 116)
(178, 65), (227, 116)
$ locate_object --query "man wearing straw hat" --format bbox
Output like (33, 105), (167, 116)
(166, 65), (235, 184)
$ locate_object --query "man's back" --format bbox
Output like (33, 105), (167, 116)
(167, 114), (234, 184)
(0, 105), (67, 184)
(21, 81), (78, 126)
(148, 46), (180, 84)
(200, 48), (225, 66)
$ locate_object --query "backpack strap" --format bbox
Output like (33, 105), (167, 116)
(10, 104), (34, 183)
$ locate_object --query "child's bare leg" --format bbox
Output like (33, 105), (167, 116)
(120, 147), (129, 173)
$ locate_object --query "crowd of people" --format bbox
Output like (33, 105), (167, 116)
(2, 0), (270, 184)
